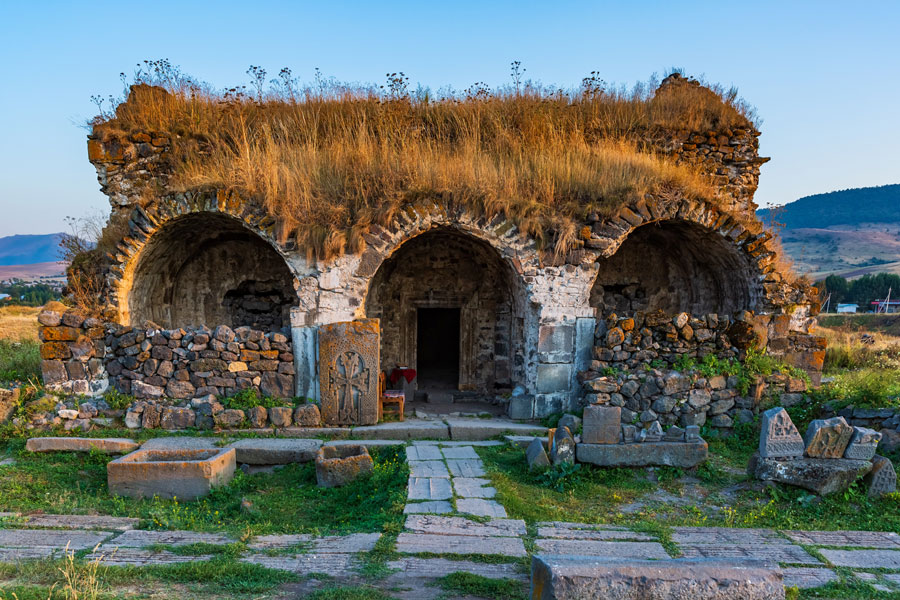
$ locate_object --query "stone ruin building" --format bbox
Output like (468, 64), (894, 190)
(40, 74), (825, 429)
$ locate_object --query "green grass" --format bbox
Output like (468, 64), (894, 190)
(305, 586), (394, 600)
(0, 339), (40, 384)
(432, 572), (527, 600)
(0, 441), (408, 536)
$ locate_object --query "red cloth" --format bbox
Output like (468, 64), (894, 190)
(390, 368), (417, 385)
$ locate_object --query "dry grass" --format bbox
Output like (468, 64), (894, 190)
(0, 307), (40, 341)
(93, 67), (755, 261)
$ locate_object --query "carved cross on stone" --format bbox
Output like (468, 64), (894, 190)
(329, 351), (370, 423)
(318, 319), (380, 426)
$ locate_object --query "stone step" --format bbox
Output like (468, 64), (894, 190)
(13, 514), (139, 532)
(247, 533), (380, 553)
(26, 437), (139, 454)
(351, 420), (451, 440)
(395, 532), (526, 557)
(387, 557), (527, 581)
(404, 515), (526, 537)
(242, 553), (359, 576)
(535, 539), (670, 559)
(445, 418), (546, 441)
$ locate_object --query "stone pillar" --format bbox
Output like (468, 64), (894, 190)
(290, 308), (319, 402)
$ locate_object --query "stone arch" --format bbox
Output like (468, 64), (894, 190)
(363, 220), (533, 395)
(110, 194), (299, 330)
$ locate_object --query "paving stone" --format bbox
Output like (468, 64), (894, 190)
(0, 529), (111, 551)
(505, 435), (546, 448)
(536, 522), (654, 541)
(853, 571), (877, 581)
(404, 515), (526, 537)
(242, 553), (358, 576)
(671, 527), (782, 545)
(25, 437), (139, 454)
(452, 477), (496, 498)
(387, 557), (527, 580)
(456, 498), (507, 518)
(17, 514), (138, 531)
(352, 420), (450, 440)
(783, 530), (900, 548)
(408, 477), (453, 500)
(444, 418), (546, 441)
(819, 548), (900, 568)
(140, 437), (219, 450)
(782, 567), (839, 589)
(226, 438), (321, 464)
(884, 573), (900, 586)
(408, 460), (450, 478)
(446, 459), (485, 477)
(86, 548), (214, 566)
(412, 440), (503, 447)
(405, 445), (443, 461)
(395, 532), (526, 557)
(325, 439), (406, 448)
(403, 501), (454, 514)
(106, 530), (232, 547)
(440, 446), (479, 459)
(679, 543), (821, 565)
(247, 533), (380, 553)
(535, 538), (670, 559)
(277, 427), (349, 439)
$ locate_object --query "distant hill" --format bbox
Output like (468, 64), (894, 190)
(0, 233), (64, 266)
(757, 185), (900, 279)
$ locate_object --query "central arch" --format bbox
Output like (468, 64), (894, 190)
(364, 227), (527, 397)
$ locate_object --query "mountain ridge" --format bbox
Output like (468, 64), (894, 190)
(0, 233), (65, 266)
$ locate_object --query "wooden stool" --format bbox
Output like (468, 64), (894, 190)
(378, 372), (405, 421)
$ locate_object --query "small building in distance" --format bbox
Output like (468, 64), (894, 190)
(836, 303), (858, 314)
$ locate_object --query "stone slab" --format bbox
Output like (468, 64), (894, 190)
(0, 547), (71, 560)
(319, 319), (380, 426)
(406, 445), (443, 461)
(25, 437), (139, 454)
(352, 420), (450, 440)
(453, 477), (496, 498)
(456, 498), (508, 518)
(576, 441), (708, 468)
(387, 557), (526, 580)
(445, 418), (546, 441)
(107, 447), (236, 501)
(446, 459), (486, 477)
(395, 532), (526, 557)
(412, 440), (503, 447)
(582, 405), (621, 444)
(759, 407), (804, 459)
(325, 439), (405, 448)
(277, 427), (350, 438)
(247, 533), (380, 553)
(16, 514), (139, 531)
(242, 553), (357, 576)
(526, 437), (551, 469)
(805, 417), (853, 459)
(819, 548), (900, 568)
(408, 477), (453, 500)
(679, 543), (820, 565)
(0, 529), (111, 551)
(671, 527), (782, 545)
(536, 523), (654, 542)
(226, 438), (321, 464)
(140, 437), (219, 450)
(408, 460), (450, 478)
(505, 435), (547, 448)
(535, 539), (669, 559)
(440, 446), (479, 459)
(751, 454), (872, 495)
(86, 548), (214, 566)
(106, 529), (232, 547)
(782, 567), (839, 589)
(403, 501), (453, 514)
(844, 427), (881, 460)
(404, 515), (527, 537)
(783, 530), (900, 548)
(531, 555), (784, 600)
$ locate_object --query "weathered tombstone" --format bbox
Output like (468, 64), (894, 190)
(526, 437), (550, 469)
(805, 416), (853, 458)
(622, 424), (636, 444)
(759, 407), (804, 458)
(844, 427), (882, 461)
(864, 455), (897, 498)
(582, 406), (621, 444)
(664, 425), (685, 442)
(644, 421), (663, 442)
(552, 427), (575, 465)
(685, 425), (701, 443)
(319, 319), (380, 426)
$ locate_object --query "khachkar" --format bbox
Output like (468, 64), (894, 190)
(319, 319), (380, 426)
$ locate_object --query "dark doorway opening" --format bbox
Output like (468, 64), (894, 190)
(416, 308), (460, 389)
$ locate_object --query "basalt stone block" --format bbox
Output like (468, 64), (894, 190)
(576, 441), (708, 468)
(107, 447), (236, 500)
(214, 409), (244, 428)
(805, 417), (853, 458)
(26, 437), (138, 454)
(844, 427), (882, 461)
(315, 444), (374, 488)
(159, 407), (195, 430)
(582, 406), (621, 444)
(228, 438), (321, 465)
(268, 406), (293, 428)
(552, 427), (575, 466)
(759, 407), (804, 459)
(750, 452), (872, 496)
(531, 555), (784, 600)
(319, 319), (380, 426)
(664, 425), (685, 442)
(247, 406), (267, 428)
(293, 404), (321, 427)
(527, 437), (550, 469)
(864, 455), (897, 498)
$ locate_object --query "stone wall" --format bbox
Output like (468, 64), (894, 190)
(38, 302), (109, 395)
(106, 324), (295, 401)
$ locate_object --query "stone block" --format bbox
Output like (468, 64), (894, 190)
(864, 455), (897, 498)
(247, 405), (267, 428)
(159, 407), (195, 430)
(551, 427), (575, 466)
(26, 437), (138, 454)
(507, 394), (534, 420)
(527, 437), (550, 469)
(844, 427), (881, 460)
(445, 418), (545, 441)
(538, 325), (574, 363)
(582, 406), (621, 444)
(267, 406), (293, 428)
(531, 555), (784, 600)
(293, 403), (321, 427)
(352, 420), (451, 440)
(805, 417), (853, 458)
(576, 441), (708, 468)
(750, 452), (872, 495)
(536, 364), (571, 394)
(107, 448), (236, 500)
(315, 444), (373, 487)
(227, 438), (321, 464)
(318, 319), (379, 426)
(759, 407), (804, 458)
(456, 498), (507, 518)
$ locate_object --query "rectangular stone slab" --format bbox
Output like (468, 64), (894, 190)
(536, 523), (654, 541)
(403, 501), (453, 514)
(783, 530), (900, 548)
(531, 555), (785, 600)
(387, 557), (526, 581)
(107, 447), (236, 500)
(395, 532), (526, 557)
(226, 438), (321, 464)
(106, 530), (233, 547)
(404, 515), (527, 537)
(582, 406), (621, 444)
(408, 477), (453, 500)
(318, 319), (380, 426)
(242, 553), (358, 576)
(25, 437), (139, 454)
(535, 539), (670, 559)
(678, 543), (820, 565)
(818, 548), (900, 569)
(352, 420), (450, 440)
(247, 533), (380, 553)
(781, 567), (839, 589)
(15, 514), (139, 532)
(408, 460), (450, 478)
(0, 529), (112, 551)
(456, 498), (508, 518)
(85, 548), (214, 566)
(445, 418), (546, 441)
(576, 441), (708, 468)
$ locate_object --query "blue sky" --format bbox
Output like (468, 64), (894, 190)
(0, 0), (898, 237)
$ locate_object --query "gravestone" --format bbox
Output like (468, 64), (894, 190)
(685, 425), (701, 442)
(759, 407), (804, 458)
(582, 406), (621, 444)
(552, 427), (575, 465)
(319, 319), (380, 426)
(622, 425), (636, 443)
(805, 417), (853, 458)
(864, 455), (897, 498)
(844, 427), (882, 460)
(643, 421), (663, 442)
(526, 438), (550, 469)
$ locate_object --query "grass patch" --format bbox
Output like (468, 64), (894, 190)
(0, 441), (407, 536)
(305, 586), (394, 600)
(0, 339), (40, 385)
(432, 572), (527, 600)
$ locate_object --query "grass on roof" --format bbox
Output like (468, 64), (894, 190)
(93, 62), (757, 261)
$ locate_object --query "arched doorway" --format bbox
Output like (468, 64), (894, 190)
(590, 220), (759, 316)
(126, 213), (295, 330)
(365, 228), (526, 403)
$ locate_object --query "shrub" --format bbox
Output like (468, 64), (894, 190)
(0, 339), (41, 384)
